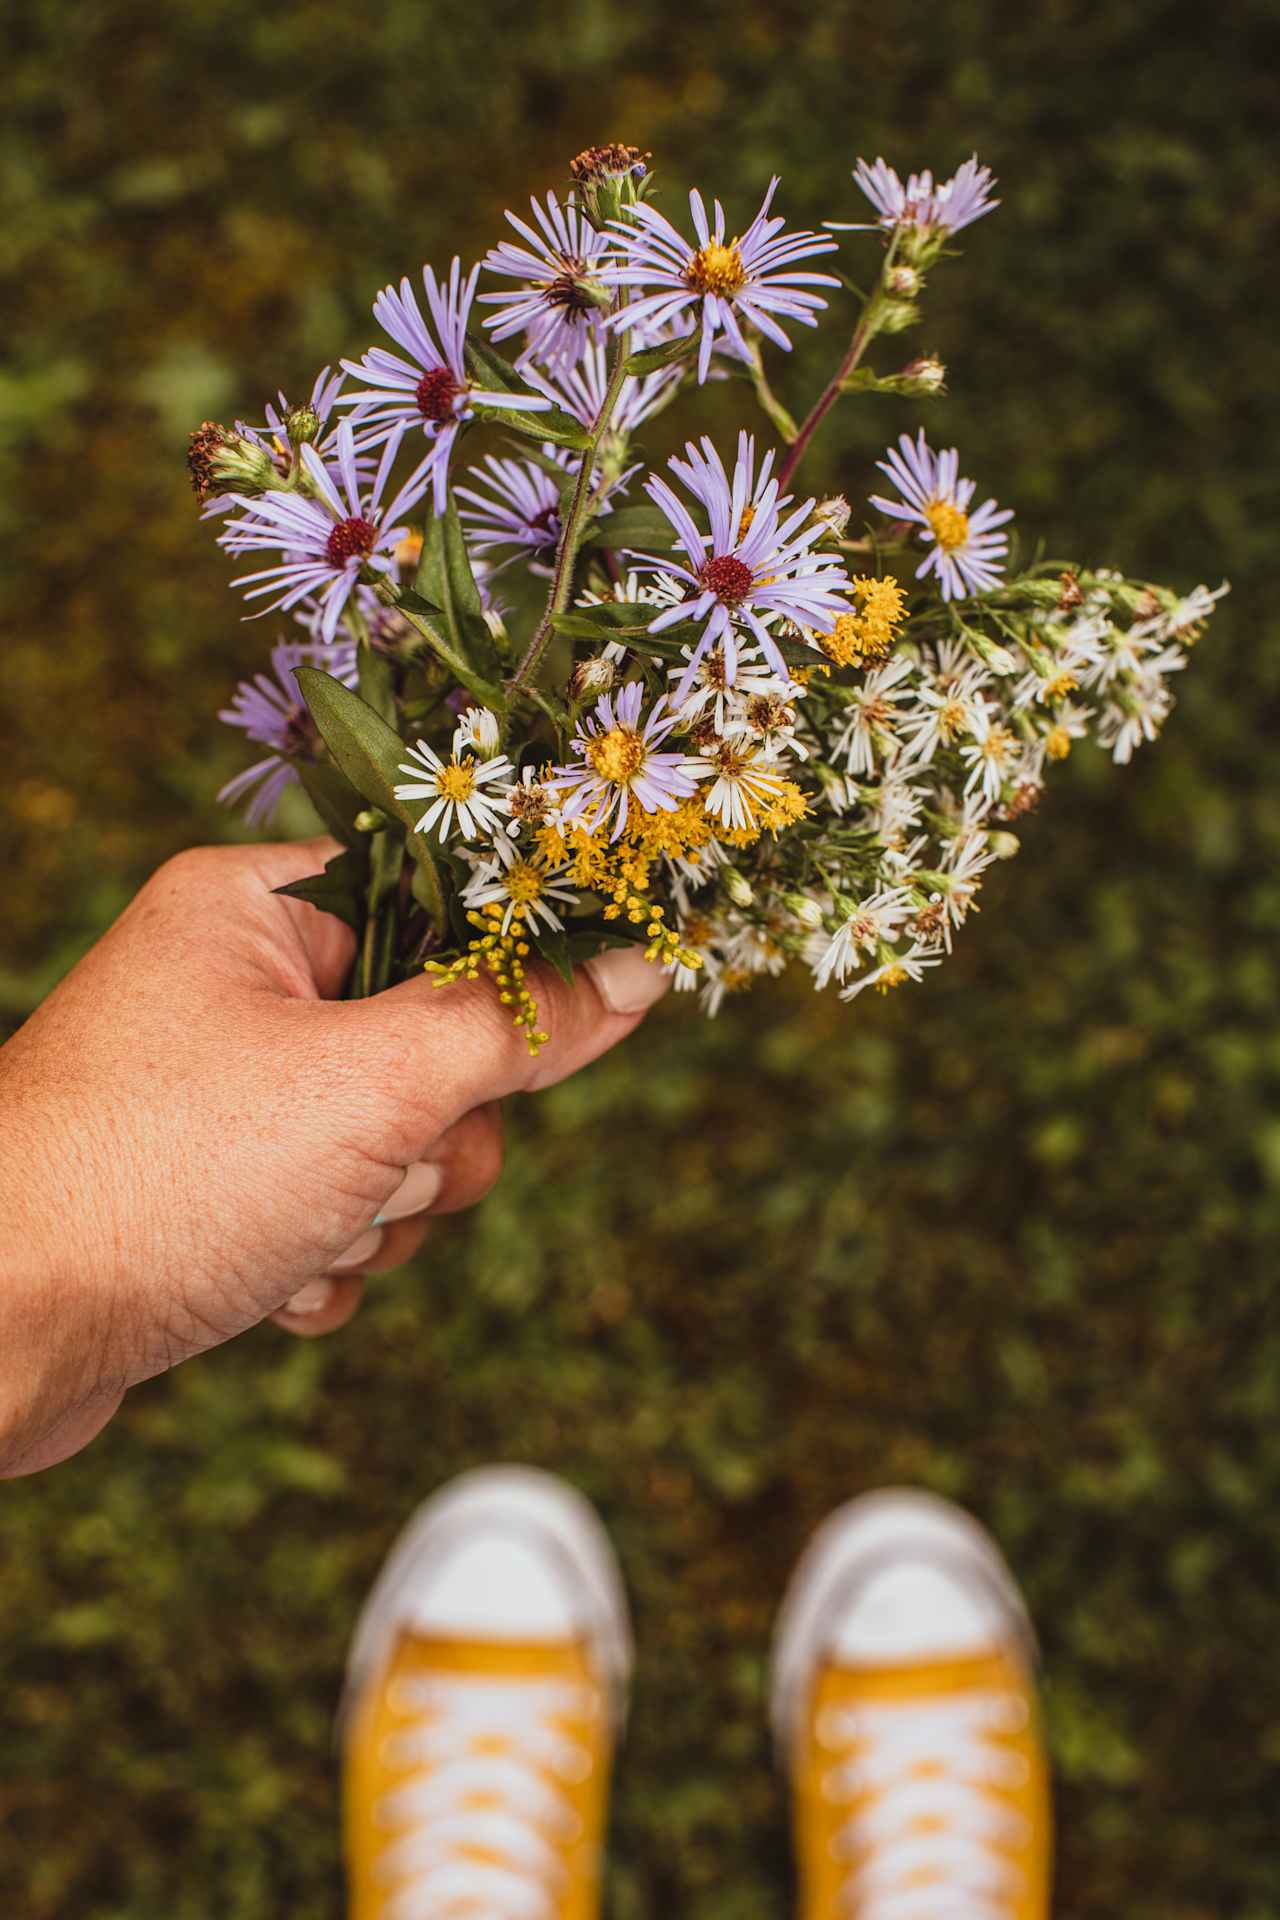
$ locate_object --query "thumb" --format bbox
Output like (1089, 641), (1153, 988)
(344, 943), (672, 1139)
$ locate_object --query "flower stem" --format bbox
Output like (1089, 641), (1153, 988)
(777, 304), (879, 492)
(507, 313), (632, 704)
(747, 342), (799, 444)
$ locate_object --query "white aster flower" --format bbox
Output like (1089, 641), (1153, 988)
(685, 737), (791, 834)
(839, 941), (943, 1002)
(461, 835), (579, 934)
(959, 695), (1023, 802)
(834, 652), (916, 775)
(897, 652), (990, 767)
(811, 887), (916, 989)
(394, 739), (513, 842)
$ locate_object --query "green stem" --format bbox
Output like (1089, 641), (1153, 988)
(507, 312), (633, 704)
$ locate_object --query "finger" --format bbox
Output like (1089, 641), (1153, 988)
(351, 945), (671, 1142)
(375, 1102), (505, 1224)
(270, 1272), (365, 1338)
(236, 836), (356, 998)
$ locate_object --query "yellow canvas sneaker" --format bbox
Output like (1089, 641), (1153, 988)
(342, 1466), (632, 1920)
(771, 1489), (1052, 1920)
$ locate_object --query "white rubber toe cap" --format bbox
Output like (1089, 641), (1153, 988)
(343, 1466), (633, 1729)
(770, 1489), (1035, 1756)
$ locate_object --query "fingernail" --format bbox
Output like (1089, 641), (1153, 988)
(374, 1161), (443, 1226)
(586, 946), (672, 1015)
(329, 1227), (384, 1273)
(283, 1278), (335, 1315)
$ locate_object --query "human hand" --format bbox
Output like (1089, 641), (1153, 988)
(0, 839), (669, 1476)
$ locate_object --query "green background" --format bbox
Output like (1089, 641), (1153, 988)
(3, 1), (1278, 1913)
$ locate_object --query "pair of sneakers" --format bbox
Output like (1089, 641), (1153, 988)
(343, 1469), (1052, 1918)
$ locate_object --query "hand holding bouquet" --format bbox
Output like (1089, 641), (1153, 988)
(191, 143), (1225, 1045)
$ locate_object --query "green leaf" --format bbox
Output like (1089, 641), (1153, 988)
(475, 398), (590, 451)
(294, 667), (418, 827)
(553, 600), (656, 632)
(357, 643), (397, 724)
(464, 331), (525, 394)
(551, 609), (704, 659)
(530, 921), (575, 987)
(623, 334), (698, 377)
(403, 499), (506, 701)
(297, 760), (373, 851)
(580, 505), (681, 553)
(273, 847), (366, 932)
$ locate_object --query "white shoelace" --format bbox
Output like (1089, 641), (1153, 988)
(374, 1671), (596, 1919)
(819, 1689), (1031, 1919)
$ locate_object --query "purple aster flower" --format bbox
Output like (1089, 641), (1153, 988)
(525, 336), (683, 436)
(456, 453), (568, 574)
(870, 430), (1013, 600)
(218, 637), (357, 824)
(478, 193), (614, 373)
(456, 445), (630, 575)
(338, 258), (550, 514)
(602, 178), (838, 383)
(219, 420), (428, 640)
(828, 155), (999, 237)
(643, 431), (852, 699)
(552, 681), (701, 839)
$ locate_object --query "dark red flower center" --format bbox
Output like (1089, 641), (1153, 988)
(325, 515), (378, 566)
(700, 553), (754, 605)
(415, 366), (463, 422)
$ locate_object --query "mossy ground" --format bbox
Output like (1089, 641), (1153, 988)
(3, 3), (1278, 1913)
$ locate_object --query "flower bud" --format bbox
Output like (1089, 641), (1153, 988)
(897, 355), (947, 395)
(186, 421), (278, 501)
(812, 494), (852, 540)
(989, 831), (1021, 860)
(723, 867), (754, 909)
(886, 264), (922, 297)
(567, 653), (618, 701)
(783, 891), (824, 929)
(284, 403), (322, 445)
(354, 807), (392, 833)
(569, 142), (653, 230)
(876, 297), (920, 335)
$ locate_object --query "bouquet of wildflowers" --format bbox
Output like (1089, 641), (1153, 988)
(190, 144), (1226, 1046)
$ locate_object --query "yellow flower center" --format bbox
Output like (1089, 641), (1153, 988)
(437, 759), (476, 802)
(925, 499), (971, 551)
(587, 726), (646, 784)
(504, 859), (546, 906)
(686, 241), (747, 297)
(874, 964), (908, 995)
(395, 528), (425, 568)
(736, 505), (755, 539)
(1045, 725), (1073, 761)
(937, 697), (968, 742)
(1042, 669), (1079, 702)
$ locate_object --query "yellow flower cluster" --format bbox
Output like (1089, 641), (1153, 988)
(425, 903), (550, 1054)
(535, 816), (704, 970)
(820, 574), (907, 669)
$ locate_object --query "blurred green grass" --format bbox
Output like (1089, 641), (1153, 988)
(3, 1), (1279, 1913)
